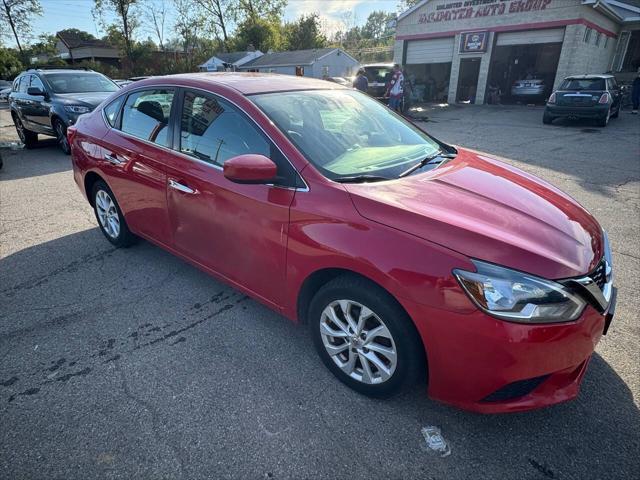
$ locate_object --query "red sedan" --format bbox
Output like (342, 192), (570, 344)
(69, 73), (616, 413)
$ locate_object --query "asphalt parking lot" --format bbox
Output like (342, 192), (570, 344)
(1, 103), (639, 479)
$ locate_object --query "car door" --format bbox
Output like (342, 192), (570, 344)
(25, 75), (53, 133)
(99, 88), (176, 244)
(165, 88), (302, 307)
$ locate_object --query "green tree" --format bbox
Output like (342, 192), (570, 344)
(232, 16), (282, 52)
(0, 47), (22, 78)
(234, 0), (286, 24)
(0, 0), (43, 55)
(172, 0), (205, 70)
(361, 11), (396, 44)
(93, 0), (140, 65)
(57, 28), (97, 42)
(397, 0), (421, 13)
(142, 0), (168, 50)
(195, 0), (235, 52)
(283, 13), (326, 51)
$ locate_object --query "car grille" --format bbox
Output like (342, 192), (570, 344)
(589, 259), (607, 290)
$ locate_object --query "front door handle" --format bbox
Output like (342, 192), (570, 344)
(168, 179), (197, 194)
(104, 153), (124, 165)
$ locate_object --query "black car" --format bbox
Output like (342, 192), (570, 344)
(543, 74), (622, 127)
(361, 63), (394, 100)
(9, 68), (120, 153)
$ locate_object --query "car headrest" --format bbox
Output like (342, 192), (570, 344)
(137, 100), (165, 123)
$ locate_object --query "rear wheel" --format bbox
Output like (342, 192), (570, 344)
(92, 180), (136, 247)
(13, 114), (38, 148)
(53, 119), (70, 154)
(597, 108), (610, 127)
(308, 275), (425, 398)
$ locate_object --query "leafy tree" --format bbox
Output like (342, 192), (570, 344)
(0, 47), (22, 78)
(397, 0), (421, 12)
(195, 0), (234, 51)
(361, 11), (396, 43)
(234, 0), (286, 24)
(57, 28), (97, 42)
(283, 13), (326, 51)
(93, 0), (140, 65)
(172, 0), (205, 70)
(142, 0), (168, 50)
(0, 0), (43, 55)
(232, 16), (282, 52)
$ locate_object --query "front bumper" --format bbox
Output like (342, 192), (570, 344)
(545, 104), (609, 119)
(400, 295), (614, 413)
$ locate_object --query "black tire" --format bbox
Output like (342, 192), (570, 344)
(597, 108), (610, 127)
(13, 114), (38, 148)
(542, 111), (553, 125)
(611, 106), (619, 119)
(53, 118), (71, 155)
(308, 275), (425, 398)
(91, 180), (136, 247)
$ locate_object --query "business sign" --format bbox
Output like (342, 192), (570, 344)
(418, 0), (552, 24)
(460, 31), (489, 53)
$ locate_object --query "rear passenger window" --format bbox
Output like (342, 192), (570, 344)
(121, 89), (174, 147)
(104, 96), (124, 127)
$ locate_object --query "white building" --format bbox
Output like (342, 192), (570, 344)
(238, 48), (359, 78)
(394, 0), (640, 104)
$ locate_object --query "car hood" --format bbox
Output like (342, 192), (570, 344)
(344, 149), (603, 279)
(55, 92), (113, 108)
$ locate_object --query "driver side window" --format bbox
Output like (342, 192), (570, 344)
(179, 91), (269, 167)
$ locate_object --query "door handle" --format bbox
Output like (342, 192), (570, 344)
(104, 153), (124, 165)
(168, 179), (197, 194)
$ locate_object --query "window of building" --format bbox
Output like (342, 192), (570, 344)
(121, 89), (175, 147)
(584, 27), (592, 43)
(322, 65), (330, 77)
(179, 90), (270, 167)
(604, 36), (609, 49)
(595, 32), (601, 47)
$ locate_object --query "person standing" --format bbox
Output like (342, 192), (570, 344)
(385, 64), (404, 112)
(632, 69), (640, 114)
(353, 68), (368, 93)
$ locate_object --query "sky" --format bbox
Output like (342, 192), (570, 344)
(16, 0), (402, 47)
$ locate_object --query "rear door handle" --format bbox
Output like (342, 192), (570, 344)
(104, 153), (124, 165)
(168, 179), (197, 194)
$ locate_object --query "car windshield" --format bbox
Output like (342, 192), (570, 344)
(45, 72), (119, 94)
(252, 89), (442, 180)
(560, 78), (606, 91)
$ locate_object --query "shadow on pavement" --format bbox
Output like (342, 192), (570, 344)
(0, 142), (70, 181)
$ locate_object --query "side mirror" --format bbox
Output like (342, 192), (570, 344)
(27, 87), (45, 96)
(223, 154), (277, 184)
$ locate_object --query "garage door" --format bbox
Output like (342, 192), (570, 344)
(496, 28), (565, 46)
(406, 37), (455, 64)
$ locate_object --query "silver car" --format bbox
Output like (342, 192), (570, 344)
(511, 78), (545, 98)
(0, 87), (11, 102)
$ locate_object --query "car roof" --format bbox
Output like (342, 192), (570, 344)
(137, 72), (347, 95)
(362, 63), (394, 68)
(564, 74), (613, 79)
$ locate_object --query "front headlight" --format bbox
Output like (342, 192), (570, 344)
(64, 105), (91, 114)
(454, 260), (586, 324)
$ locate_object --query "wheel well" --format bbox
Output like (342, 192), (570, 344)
(297, 267), (429, 382)
(84, 172), (104, 207)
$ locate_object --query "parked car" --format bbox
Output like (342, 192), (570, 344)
(544, 74), (621, 127)
(0, 87), (11, 102)
(325, 76), (351, 86)
(0, 80), (11, 89)
(113, 79), (133, 87)
(69, 73), (616, 413)
(9, 68), (119, 153)
(511, 77), (546, 100)
(361, 63), (394, 99)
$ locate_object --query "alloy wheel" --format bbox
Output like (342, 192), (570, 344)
(95, 189), (120, 239)
(14, 118), (26, 143)
(319, 300), (397, 385)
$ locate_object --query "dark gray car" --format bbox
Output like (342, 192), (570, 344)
(9, 68), (119, 153)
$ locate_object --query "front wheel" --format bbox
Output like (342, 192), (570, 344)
(542, 111), (553, 125)
(309, 275), (425, 398)
(92, 180), (136, 247)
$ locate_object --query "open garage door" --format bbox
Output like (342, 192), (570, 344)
(406, 37), (455, 64)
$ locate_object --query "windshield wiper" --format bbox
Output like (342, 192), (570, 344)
(334, 174), (391, 183)
(398, 150), (456, 178)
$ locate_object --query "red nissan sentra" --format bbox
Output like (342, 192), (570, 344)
(68, 73), (616, 413)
